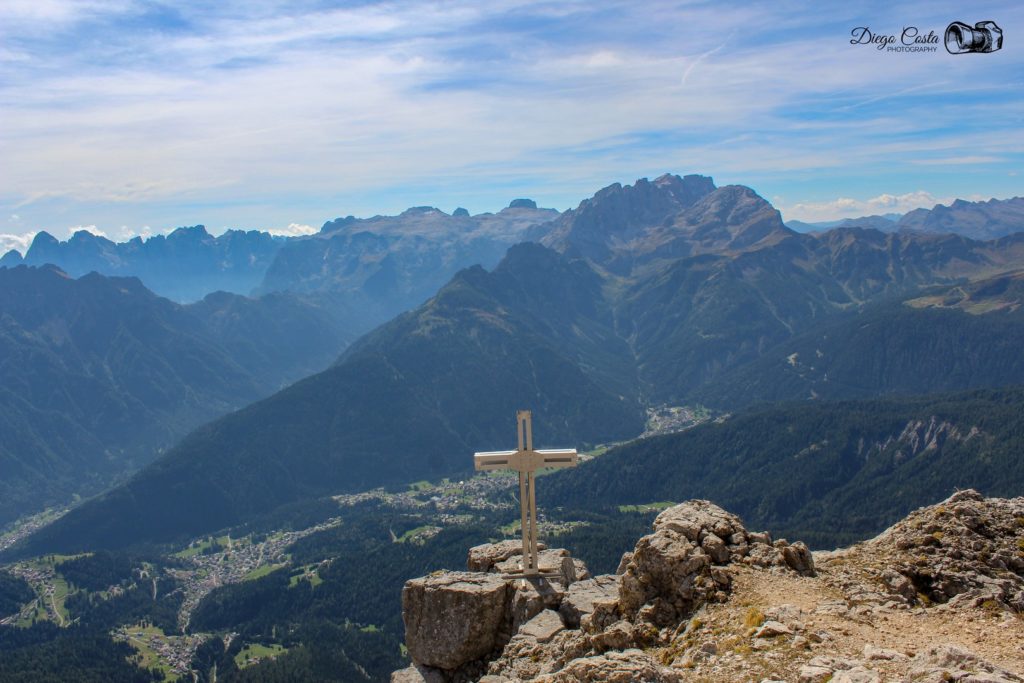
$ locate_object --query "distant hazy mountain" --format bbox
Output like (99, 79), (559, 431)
(786, 214), (901, 233)
(0, 249), (22, 268)
(16, 245), (643, 553)
(257, 202), (560, 334)
(21, 226), (284, 303)
(0, 265), (353, 526)
(20, 174), (1024, 555)
(897, 197), (1024, 240)
(545, 386), (1024, 548)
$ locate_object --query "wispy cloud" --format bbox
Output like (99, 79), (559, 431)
(0, 1), (1022, 234)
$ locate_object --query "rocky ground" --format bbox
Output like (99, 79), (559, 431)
(392, 490), (1024, 682)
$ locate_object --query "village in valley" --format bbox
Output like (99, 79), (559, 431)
(0, 407), (707, 679)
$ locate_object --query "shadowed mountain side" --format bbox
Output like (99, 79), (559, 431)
(542, 387), (1024, 549)
(23, 226), (283, 303)
(0, 266), (353, 526)
(256, 204), (560, 335)
(688, 271), (1024, 409)
(12, 261), (643, 555)
(16, 176), (1024, 554)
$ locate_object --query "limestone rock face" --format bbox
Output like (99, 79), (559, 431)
(865, 489), (1024, 609)
(617, 499), (773, 626)
(392, 497), (1024, 683)
(402, 572), (512, 670)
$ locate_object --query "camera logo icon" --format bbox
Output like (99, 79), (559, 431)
(945, 20), (1003, 53)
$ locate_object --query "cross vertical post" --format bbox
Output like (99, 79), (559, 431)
(474, 410), (578, 577)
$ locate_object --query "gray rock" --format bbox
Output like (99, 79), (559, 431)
(495, 548), (573, 583)
(391, 664), (445, 683)
(589, 620), (635, 652)
(748, 531), (772, 545)
(753, 620), (792, 638)
(532, 648), (681, 682)
(402, 571), (512, 670)
(519, 610), (565, 643)
(512, 577), (566, 632)
(905, 644), (1023, 682)
(701, 532), (730, 564)
(468, 540), (547, 572)
(863, 644), (908, 661)
(559, 575), (621, 630)
(782, 541), (816, 576)
(831, 667), (881, 683)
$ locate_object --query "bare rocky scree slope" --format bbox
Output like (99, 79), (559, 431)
(393, 490), (1024, 682)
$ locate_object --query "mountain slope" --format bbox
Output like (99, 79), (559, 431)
(257, 203), (559, 335)
(19, 175), (1024, 554)
(0, 266), (351, 526)
(13, 248), (644, 554)
(544, 387), (1024, 548)
(690, 271), (1024, 409)
(898, 196), (1024, 240)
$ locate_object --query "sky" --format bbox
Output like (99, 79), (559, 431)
(1, 0), (1022, 252)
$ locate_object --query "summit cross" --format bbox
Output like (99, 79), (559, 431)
(474, 410), (577, 577)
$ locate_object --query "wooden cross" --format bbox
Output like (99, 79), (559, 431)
(474, 410), (577, 577)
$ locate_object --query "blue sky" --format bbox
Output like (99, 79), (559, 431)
(1, 0), (1022, 251)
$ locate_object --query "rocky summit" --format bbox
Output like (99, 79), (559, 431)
(392, 492), (1024, 682)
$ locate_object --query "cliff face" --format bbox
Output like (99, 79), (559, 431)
(393, 491), (1024, 682)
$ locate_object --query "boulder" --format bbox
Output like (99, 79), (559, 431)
(782, 541), (816, 576)
(559, 575), (621, 630)
(495, 548), (575, 584)
(402, 571), (512, 670)
(468, 540), (548, 573)
(618, 502), (740, 624)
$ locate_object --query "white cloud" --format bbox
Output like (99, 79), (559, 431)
(68, 224), (107, 238)
(780, 191), (991, 223)
(0, 1), (1022, 232)
(267, 223), (317, 237)
(0, 231), (36, 254)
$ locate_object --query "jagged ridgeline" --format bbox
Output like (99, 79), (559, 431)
(543, 387), (1024, 549)
(11, 174), (1024, 557)
(0, 265), (354, 527)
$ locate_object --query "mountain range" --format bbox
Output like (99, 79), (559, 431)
(544, 386), (1024, 549)
(12, 226), (283, 303)
(0, 265), (353, 526)
(14, 173), (1024, 556)
(786, 196), (1024, 240)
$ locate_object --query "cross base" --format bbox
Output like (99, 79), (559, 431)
(500, 567), (565, 580)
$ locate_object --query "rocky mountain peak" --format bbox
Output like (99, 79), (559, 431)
(392, 492), (1024, 682)
(540, 173), (717, 267)
(509, 199), (538, 209)
(0, 249), (22, 267)
(28, 230), (59, 251)
(166, 224), (212, 241)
